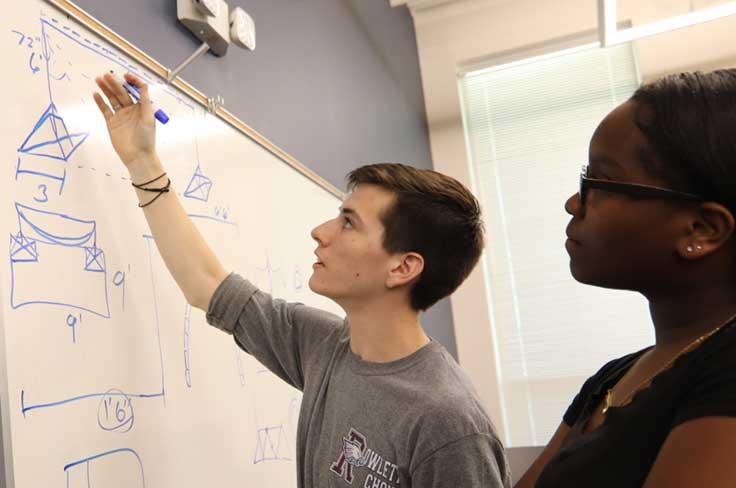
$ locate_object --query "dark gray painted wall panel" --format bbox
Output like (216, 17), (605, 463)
(71, 0), (458, 358)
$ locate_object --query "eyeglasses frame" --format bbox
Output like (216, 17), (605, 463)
(579, 164), (706, 207)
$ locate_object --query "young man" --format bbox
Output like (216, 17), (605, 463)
(93, 72), (510, 487)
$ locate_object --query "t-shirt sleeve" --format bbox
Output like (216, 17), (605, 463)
(672, 335), (736, 426)
(562, 374), (599, 427)
(410, 434), (511, 488)
(206, 272), (345, 391)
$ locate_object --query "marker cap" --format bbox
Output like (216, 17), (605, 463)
(155, 109), (169, 124)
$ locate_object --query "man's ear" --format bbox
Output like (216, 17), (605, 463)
(386, 252), (424, 289)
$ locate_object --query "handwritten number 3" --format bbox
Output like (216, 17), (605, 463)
(34, 184), (48, 203)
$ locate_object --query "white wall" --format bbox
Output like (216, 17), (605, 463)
(406, 0), (736, 443)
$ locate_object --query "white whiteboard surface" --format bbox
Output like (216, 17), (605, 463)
(0, 2), (343, 486)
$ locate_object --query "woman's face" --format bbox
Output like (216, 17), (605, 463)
(564, 100), (691, 293)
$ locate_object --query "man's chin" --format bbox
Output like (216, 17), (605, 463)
(308, 276), (328, 297)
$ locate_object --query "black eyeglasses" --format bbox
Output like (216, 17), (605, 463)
(579, 165), (706, 207)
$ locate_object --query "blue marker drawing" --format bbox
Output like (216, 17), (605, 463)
(14, 16), (196, 195)
(11, 29), (27, 46)
(254, 425), (292, 464)
(256, 254), (281, 294)
(64, 448), (145, 488)
(214, 206), (229, 220)
(28, 51), (41, 73)
(34, 183), (49, 203)
(144, 238), (167, 408)
(97, 389), (134, 433)
(66, 313), (80, 343)
(21, 388), (160, 418)
(235, 345), (246, 387)
(293, 266), (304, 292)
(183, 164), (213, 202)
(112, 268), (126, 310)
(9, 203), (110, 318)
(11, 29), (42, 74)
(287, 397), (300, 442)
(50, 71), (68, 81)
(14, 21), (92, 194)
(256, 255), (308, 295)
(16, 103), (88, 193)
(188, 213), (237, 227)
(40, 15), (195, 108)
(183, 303), (192, 388)
(19, 238), (166, 418)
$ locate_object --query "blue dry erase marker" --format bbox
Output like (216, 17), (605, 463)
(110, 72), (169, 124)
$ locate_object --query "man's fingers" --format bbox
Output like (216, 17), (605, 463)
(92, 92), (113, 121)
(95, 76), (125, 110)
(103, 72), (134, 107)
(124, 72), (150, 104)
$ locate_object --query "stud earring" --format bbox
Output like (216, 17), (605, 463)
(686, 245), (694, 253)
(696, 245), (703, 250)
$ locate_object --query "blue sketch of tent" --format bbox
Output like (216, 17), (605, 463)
(183, 164), (213, 202)
(65, 448), (145, 488)
(16, 103), (88, 193)
(9, 203), (110, 318)
(253, 425), (291, 464)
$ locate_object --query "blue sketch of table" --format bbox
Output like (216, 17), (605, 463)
(9, 202), (110, 318)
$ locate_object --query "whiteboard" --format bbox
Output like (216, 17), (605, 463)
(0, 2), (343, 487)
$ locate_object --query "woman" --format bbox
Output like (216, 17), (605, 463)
(516, 69), (736, 487)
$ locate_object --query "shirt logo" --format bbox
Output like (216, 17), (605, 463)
(329, 427), (401, 487)
(330, 428), (367, 484)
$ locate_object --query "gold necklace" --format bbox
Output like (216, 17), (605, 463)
(602, 312), (736, 415)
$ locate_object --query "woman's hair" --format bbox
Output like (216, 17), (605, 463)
(631, 69), (736, 214)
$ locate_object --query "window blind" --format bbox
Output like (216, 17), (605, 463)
(460, 43), (650, 446)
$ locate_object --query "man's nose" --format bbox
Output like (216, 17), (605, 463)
(311, 219), (332, 245)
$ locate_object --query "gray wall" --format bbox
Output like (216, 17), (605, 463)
(72, 0), (458, 357)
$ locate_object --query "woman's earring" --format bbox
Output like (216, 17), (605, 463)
(686, 245), (694, 253)
(696, 245), (703, 251)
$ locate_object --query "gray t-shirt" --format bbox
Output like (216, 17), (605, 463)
(206, 273), (511, 488)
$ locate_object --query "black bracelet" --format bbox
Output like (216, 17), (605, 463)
(138, 186), (170, 208)
(137, 178), (171, 193)
(132, 172), (167, 189)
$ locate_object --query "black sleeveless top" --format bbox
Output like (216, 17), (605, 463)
(536, 320), (736, 487)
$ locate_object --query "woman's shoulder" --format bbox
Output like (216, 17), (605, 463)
(678, 318), (736, 374)
(669, 319), (736, 425)
(590, 346), (652, 385)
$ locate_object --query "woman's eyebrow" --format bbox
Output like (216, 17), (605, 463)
(589, 155), (622, 170)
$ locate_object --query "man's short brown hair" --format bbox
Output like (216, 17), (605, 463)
(347, 163), (484, 310)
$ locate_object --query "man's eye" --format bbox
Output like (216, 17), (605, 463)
(343, 218), (353, 229)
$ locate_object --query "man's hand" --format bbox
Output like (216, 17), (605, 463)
(93, 72), (157, 172)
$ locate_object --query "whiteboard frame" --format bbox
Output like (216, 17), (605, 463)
(44, 0), (344, 200)
(0, 269), (13, 487)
